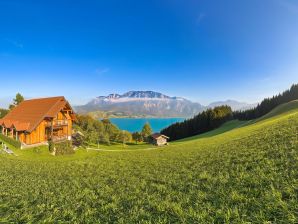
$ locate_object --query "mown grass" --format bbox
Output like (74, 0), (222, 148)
(0, 102), (298, 223)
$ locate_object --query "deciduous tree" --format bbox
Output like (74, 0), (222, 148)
(141, 122), (152, 142)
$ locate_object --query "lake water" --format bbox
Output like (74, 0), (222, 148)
(109, 118), (185, 133)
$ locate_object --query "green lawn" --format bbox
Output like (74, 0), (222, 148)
(0, 101), (298, 223)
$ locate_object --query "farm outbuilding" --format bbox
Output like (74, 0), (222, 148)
(149, 133), (169, 146)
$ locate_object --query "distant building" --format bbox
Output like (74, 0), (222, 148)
(149, 133), (169, 146)
(0, 96), (75, 148)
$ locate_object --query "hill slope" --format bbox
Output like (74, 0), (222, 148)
(0, 102), (298, 223)
(177, 100), (298, 142)
(256, 100), (298, 121)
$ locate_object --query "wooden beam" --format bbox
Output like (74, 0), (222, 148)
(51, 119), (54, 141)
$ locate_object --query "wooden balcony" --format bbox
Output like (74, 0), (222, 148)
(45, 120), (68, 128)
(52, 135), (68, 142)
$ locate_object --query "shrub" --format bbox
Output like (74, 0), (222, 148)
(0, 133), (21, 148)
(48, 140), (55, 153)
(49, 140), (74, 156)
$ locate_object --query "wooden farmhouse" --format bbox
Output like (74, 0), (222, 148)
(0, 96), (75, 148)
(149, 133), (169, 146)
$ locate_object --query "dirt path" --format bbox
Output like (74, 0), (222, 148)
(86, 147), (157, 152)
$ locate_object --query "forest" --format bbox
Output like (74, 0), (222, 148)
(162, 84), (298, 141)
(161, 105), (233, 141)
(233, 84), (298, 120)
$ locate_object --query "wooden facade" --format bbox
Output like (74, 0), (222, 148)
(149, 133), (169, 146)
(0, 96), (75, 147)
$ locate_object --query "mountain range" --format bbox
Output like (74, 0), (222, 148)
(75, 91), (256, 118)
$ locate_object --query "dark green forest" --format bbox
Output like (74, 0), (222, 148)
(233, 84), (298, 120)
(0, 108), (8, 119)
(161, 105), (233, 141)
(162, 84), (298, 141)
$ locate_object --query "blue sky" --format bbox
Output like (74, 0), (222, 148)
(0, 0), (297, 107)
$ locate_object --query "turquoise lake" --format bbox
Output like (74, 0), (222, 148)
(109, 118), (185, 133)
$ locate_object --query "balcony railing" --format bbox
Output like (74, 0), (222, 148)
(46, 120), (68, 127)
(52, 135), (68, 142)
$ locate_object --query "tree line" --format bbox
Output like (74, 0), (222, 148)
(161, 105), (233, 141)
(161, 84), (298, 141)
(0, 109), (8, 119)
(74, 114), (153, 146)
(233, 84), (298, 120)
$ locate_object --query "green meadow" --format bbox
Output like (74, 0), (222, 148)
(0, 101), (298, 223)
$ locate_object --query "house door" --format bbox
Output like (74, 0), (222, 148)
(45, 128), (51, 141)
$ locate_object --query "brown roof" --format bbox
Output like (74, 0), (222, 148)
(0, 96), (74, 132)
(151, 133), (169, 139)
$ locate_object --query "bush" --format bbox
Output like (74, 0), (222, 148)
(49, 140), (74, 156)
(0, 133), (21, 148)
(48, 140), (55, 153)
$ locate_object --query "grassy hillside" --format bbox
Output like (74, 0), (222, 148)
(176, 119), (249, 142)
(256, 100), (298, 122)
(0, 102), (298, 223)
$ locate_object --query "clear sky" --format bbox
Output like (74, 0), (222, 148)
(0, 0), (297, 107)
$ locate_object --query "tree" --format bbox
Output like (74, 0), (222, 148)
(161, 105), (233, 141)
(141, 122), (153, 142)
(0, 108), (9, 118)
(99, 132), (110, 145)
(233, 83), (298, 120)
(132, 132), (143, 144)
(9, 93), (24, 110)
(118, 130), (132, 147)
(74, 115), (124, 146)
(102, 119), (121, 142)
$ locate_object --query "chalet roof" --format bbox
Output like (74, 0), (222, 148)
(151, 133), (169, 139)
(0, 96), (74, 132)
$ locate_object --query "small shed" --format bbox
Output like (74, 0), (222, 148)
(149, 133), (169, 146)
(71, 131), (85, 147)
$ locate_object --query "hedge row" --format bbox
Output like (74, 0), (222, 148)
(0, 133), (21, 148)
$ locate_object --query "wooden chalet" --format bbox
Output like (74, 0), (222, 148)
(149, 133), (169, 146)
(0, 96), (75, 148)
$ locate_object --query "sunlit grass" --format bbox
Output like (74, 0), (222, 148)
(0, 101), (297, 223)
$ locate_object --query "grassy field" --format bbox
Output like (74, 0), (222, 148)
(0, 102), (298, 223)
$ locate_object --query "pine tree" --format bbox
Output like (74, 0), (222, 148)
(9, 93), (24, 110)
(234, 83), (298, 120)
(161, 106), (233, 141)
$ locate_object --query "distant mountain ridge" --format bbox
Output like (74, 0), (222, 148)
(75, 91), (256, 118)
(207, 100), (257, 111)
